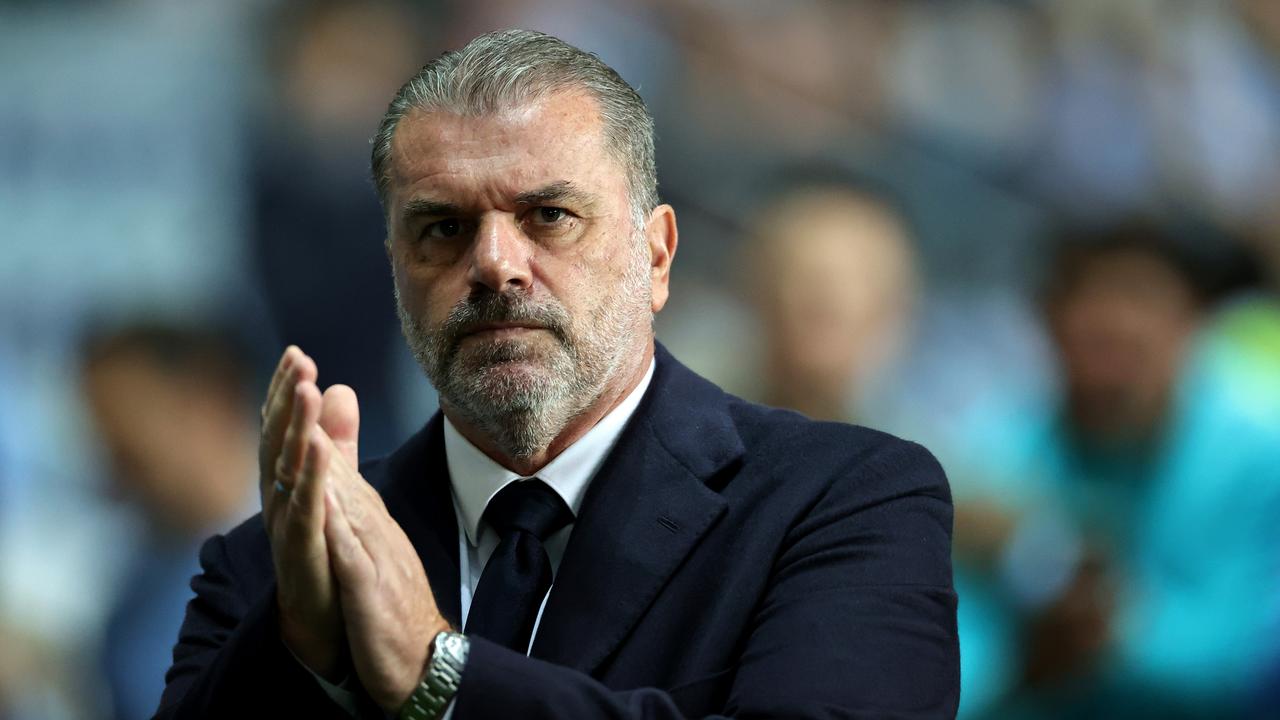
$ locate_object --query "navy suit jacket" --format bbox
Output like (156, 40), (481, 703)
(156, 346), (959, 718)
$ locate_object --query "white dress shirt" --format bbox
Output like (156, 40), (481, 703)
(312, 359), (655, 714)
(448, 357), (655, 640)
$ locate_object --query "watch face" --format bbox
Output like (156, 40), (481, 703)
(439, 632), (469, 664)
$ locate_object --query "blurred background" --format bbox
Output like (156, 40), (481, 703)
(2, 0), (1280, 717)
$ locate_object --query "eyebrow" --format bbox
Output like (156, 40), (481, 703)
(399, 181), (599, 226)
(399, 198), (462, 226)
(514, 181), (598, 210)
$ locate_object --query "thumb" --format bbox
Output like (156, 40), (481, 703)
(319, 384), (360, 469)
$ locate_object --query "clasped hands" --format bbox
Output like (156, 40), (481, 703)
(259, 346), (450, 711)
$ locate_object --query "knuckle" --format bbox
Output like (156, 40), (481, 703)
(346, 501), (367, 526)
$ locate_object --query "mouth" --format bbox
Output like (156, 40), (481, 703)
(459, 322), (547, 341)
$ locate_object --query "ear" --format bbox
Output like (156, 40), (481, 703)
(645, 204), (679, 314)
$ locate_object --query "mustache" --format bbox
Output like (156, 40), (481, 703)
(438, 290), (573, 349)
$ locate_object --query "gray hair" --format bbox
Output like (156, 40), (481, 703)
(370, 29), (658, 224)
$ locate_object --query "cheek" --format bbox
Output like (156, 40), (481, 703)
(393, 257), (452, 321)
(535, 238), (617, 307)
(546, 265), (595, 320)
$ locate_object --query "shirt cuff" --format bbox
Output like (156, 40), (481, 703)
(285, 645), (360, 716)
(286, 645), (458, 719)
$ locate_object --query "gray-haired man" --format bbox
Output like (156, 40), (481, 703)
(156, 30), (959, 719)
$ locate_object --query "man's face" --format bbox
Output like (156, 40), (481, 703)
(1049, 250), (1200, 443)
(756, 191), (915, 390)
(385, 90), (660, 457)
(83, 350), (254, 531)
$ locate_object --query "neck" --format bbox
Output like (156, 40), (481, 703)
(765, 373), (853, 423)
(445, 341), (654, 476)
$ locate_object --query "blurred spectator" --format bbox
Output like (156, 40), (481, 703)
(80, 322), (257, 720)
(743, 175), (918, 423)
(1044, 223), (1207, 452)
(1196, 296), (1280, 720)
(953, 222), (1280, 718)
(681, 165), (1050, 442)
(0, 3), (259, 718)
(698, 170), (1038, 717)
(248, 0), (438, 458)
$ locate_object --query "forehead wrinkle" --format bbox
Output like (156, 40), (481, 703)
(391, 101), (574, 170)
(389, 93), (623, 220)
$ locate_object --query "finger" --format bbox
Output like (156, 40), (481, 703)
(266, 379), (313, 522)
(268, 380), (321, 525)
(261, 352), (318, 483)
(259, 356), (294, 515)
(325, 481), (376, 587)
(259, 357), (297, 490)
(287, 427), (330, 548)
(319, 384), (360, 470)
(326, 453), (383, 542)
(260, 349), (309, 466)
(319, 436), (396, 568)
(275, 430), (334, 622)
(312, 402), (379, 510)
(261, 346), (299, 421)
(277, 381), (322, 492)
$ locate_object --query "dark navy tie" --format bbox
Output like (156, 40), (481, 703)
(464, 478), (573, 653)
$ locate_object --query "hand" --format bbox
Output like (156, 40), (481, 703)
(1022, 552), (1115, 687)
(260, 346), (351, 680)
(318, 427), (451, 711)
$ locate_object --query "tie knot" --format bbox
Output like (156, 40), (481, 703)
(483, 479), (572, 542)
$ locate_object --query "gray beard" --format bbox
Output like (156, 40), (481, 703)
(396, 244), (650, 459)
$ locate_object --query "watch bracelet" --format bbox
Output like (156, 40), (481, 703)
(399, 632), (468, 720)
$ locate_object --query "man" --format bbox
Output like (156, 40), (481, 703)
(743, 174), (918, 424)
(156, 29), (958, 719)
(955, 223), (1280, 718)
(81, 322), (258, 720)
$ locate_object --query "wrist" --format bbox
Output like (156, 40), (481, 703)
(420, 617), (453, 668)
(278, 604), (343, 682)
(398, 630), (469, 720)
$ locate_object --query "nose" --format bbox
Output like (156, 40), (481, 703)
(467, 213), (533, 294)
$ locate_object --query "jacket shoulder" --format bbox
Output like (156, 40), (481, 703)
(722, 392), (952, 505)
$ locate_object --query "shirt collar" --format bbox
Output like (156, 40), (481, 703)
(444, 359), (656, 547)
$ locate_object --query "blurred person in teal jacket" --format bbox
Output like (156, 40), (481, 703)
(954, 223), (1280, 718)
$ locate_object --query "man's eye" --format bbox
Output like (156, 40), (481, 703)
(534, 207), (566, 224)
(424, 218), (464, 239)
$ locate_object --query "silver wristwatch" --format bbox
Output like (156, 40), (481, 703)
(398, 631), (470, 720)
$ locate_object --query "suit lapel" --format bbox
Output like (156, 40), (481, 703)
(368, 414), (464, 627)
(530, 345), (741, 674)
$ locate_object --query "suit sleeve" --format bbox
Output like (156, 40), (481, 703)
(152, 532), (373, 719)
(451, 440), (960, 719)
